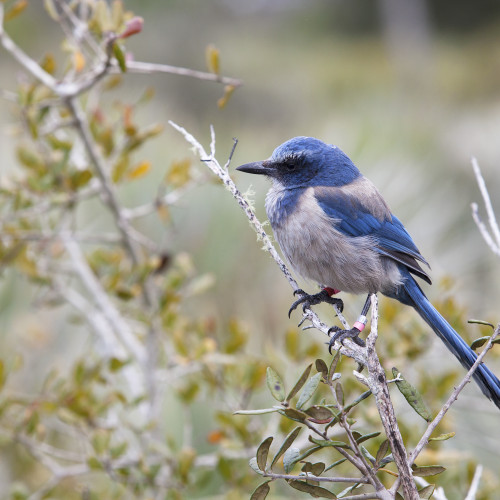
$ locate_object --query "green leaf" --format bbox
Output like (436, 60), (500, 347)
(294, 445), (322, 464)
(470, 335), (500, 350)
(335, 382), (344, 406)
(302, 461), (326, 476)
(250, 481), (271, 500)
(315, 359), (329, 379)
(270, 426), (301, 468)
(392, 367), (432, 422)
(379, 454), (394, 467)
(266, 367), (285, 402)
(249, 457), (264, 475)
(429, 432), (455, 442)
(375, 439), (390, 464)
(308, 436), (350, 449)
(110, 441), (128, 459)
(283, 447), (301, 473)
(109, 357), (129, 372)
(296, 372), (322, 409)
(361, 446), (376, 465)
(279, 408), (308, 422)
(304, 405), (333, 421)
(343, 390), (372, 413)
(328, 351), (341, 382)
(113, 43), (127, 72)
(256, 436), (273, 471)
(324, 458), (347, 472)
(468, 319), (495, 328)
(418, 485), (435, 499)
(411, 464), (446, 477)
(87, 456), (103, 470)
(288, 480), (337, 499)
(356, 431), (381, 444)
(286, 363), (312, 402)
(233, 408), (280, 416)
(91, 429), (111, 455)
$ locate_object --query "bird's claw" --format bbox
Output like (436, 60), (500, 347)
(328, 326), (365, 353)
(288, 289), (344, 318)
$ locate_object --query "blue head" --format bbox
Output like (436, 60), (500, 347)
(236, 136), (361, 188)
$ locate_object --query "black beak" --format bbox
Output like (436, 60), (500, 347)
(236, 161), (274, 176)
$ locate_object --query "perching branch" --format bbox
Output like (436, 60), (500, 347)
(365, 294), (418, 500)
(169, 122), (367, 366)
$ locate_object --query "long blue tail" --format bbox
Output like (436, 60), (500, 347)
(391, 272), (500, 409)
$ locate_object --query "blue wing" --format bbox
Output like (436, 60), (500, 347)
(314, 183), (431, 284)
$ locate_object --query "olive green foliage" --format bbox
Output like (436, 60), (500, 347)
(1, 1), (500, 500)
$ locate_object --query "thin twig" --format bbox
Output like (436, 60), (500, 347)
(261, 471), (370, 484)
(0, 5), (58, 90)
(122, 60), (243, 88)
(407, 322), (500, 467)
(464, 464), (483, 500)
(471, 158), (500, 256)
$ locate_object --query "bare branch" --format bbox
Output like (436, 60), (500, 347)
(122, 60), (243, 88)
(408, 323), (500, 466)
(63, 236), (146, 365)
(464, 464), (483, 500)
(65, 97), (142, 262)
(471, 157), (500, 256)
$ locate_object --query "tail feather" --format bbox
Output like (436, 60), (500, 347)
(393, 274), (500, 409)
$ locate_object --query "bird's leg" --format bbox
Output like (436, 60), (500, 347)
(288, 287), (344, 318)
(328, 294), (372, 352)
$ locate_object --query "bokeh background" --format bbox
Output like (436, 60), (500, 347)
(2, 0), (500, 493)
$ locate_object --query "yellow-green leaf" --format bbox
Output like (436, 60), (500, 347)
(296, 372), (322, 409)
(392, 367), (432, 422)
(113, 43), (127, 72)
(166, 158), (191, 187)
(256, 436), (273, 471)
(429, 432), (455, 442)
(217, 84), (235, 109)
(288, 480), (337, 499)
(270, 427), (301, 468)
(40, 53), (57, 75)
(5, 0), (28, 22)
(128, 160), (151, 180)
(266, 367), (285, 402)
(411, 464), (446, 477)
(205, 44), (220, 74)
(283, 447), (300, 474)
(250, 481), (271, 500)
(73, 50), (86, 72)
(286, 363), (312, 402)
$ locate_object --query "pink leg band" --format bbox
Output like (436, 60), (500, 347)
(323, 287), (341, 296)
(353, 321), (366, 332)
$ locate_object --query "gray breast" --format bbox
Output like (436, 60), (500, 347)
(265, 186), (402, 295)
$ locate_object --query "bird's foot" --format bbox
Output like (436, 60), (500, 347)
(328, 326), (365, 353)
(288, 288), (344, 318)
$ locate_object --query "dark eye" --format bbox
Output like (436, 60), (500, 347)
(285, 163), (295, 171)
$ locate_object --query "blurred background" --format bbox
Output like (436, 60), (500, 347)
(2, 0), (500, 494)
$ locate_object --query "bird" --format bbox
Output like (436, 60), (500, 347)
(236, 136), (500, 409)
